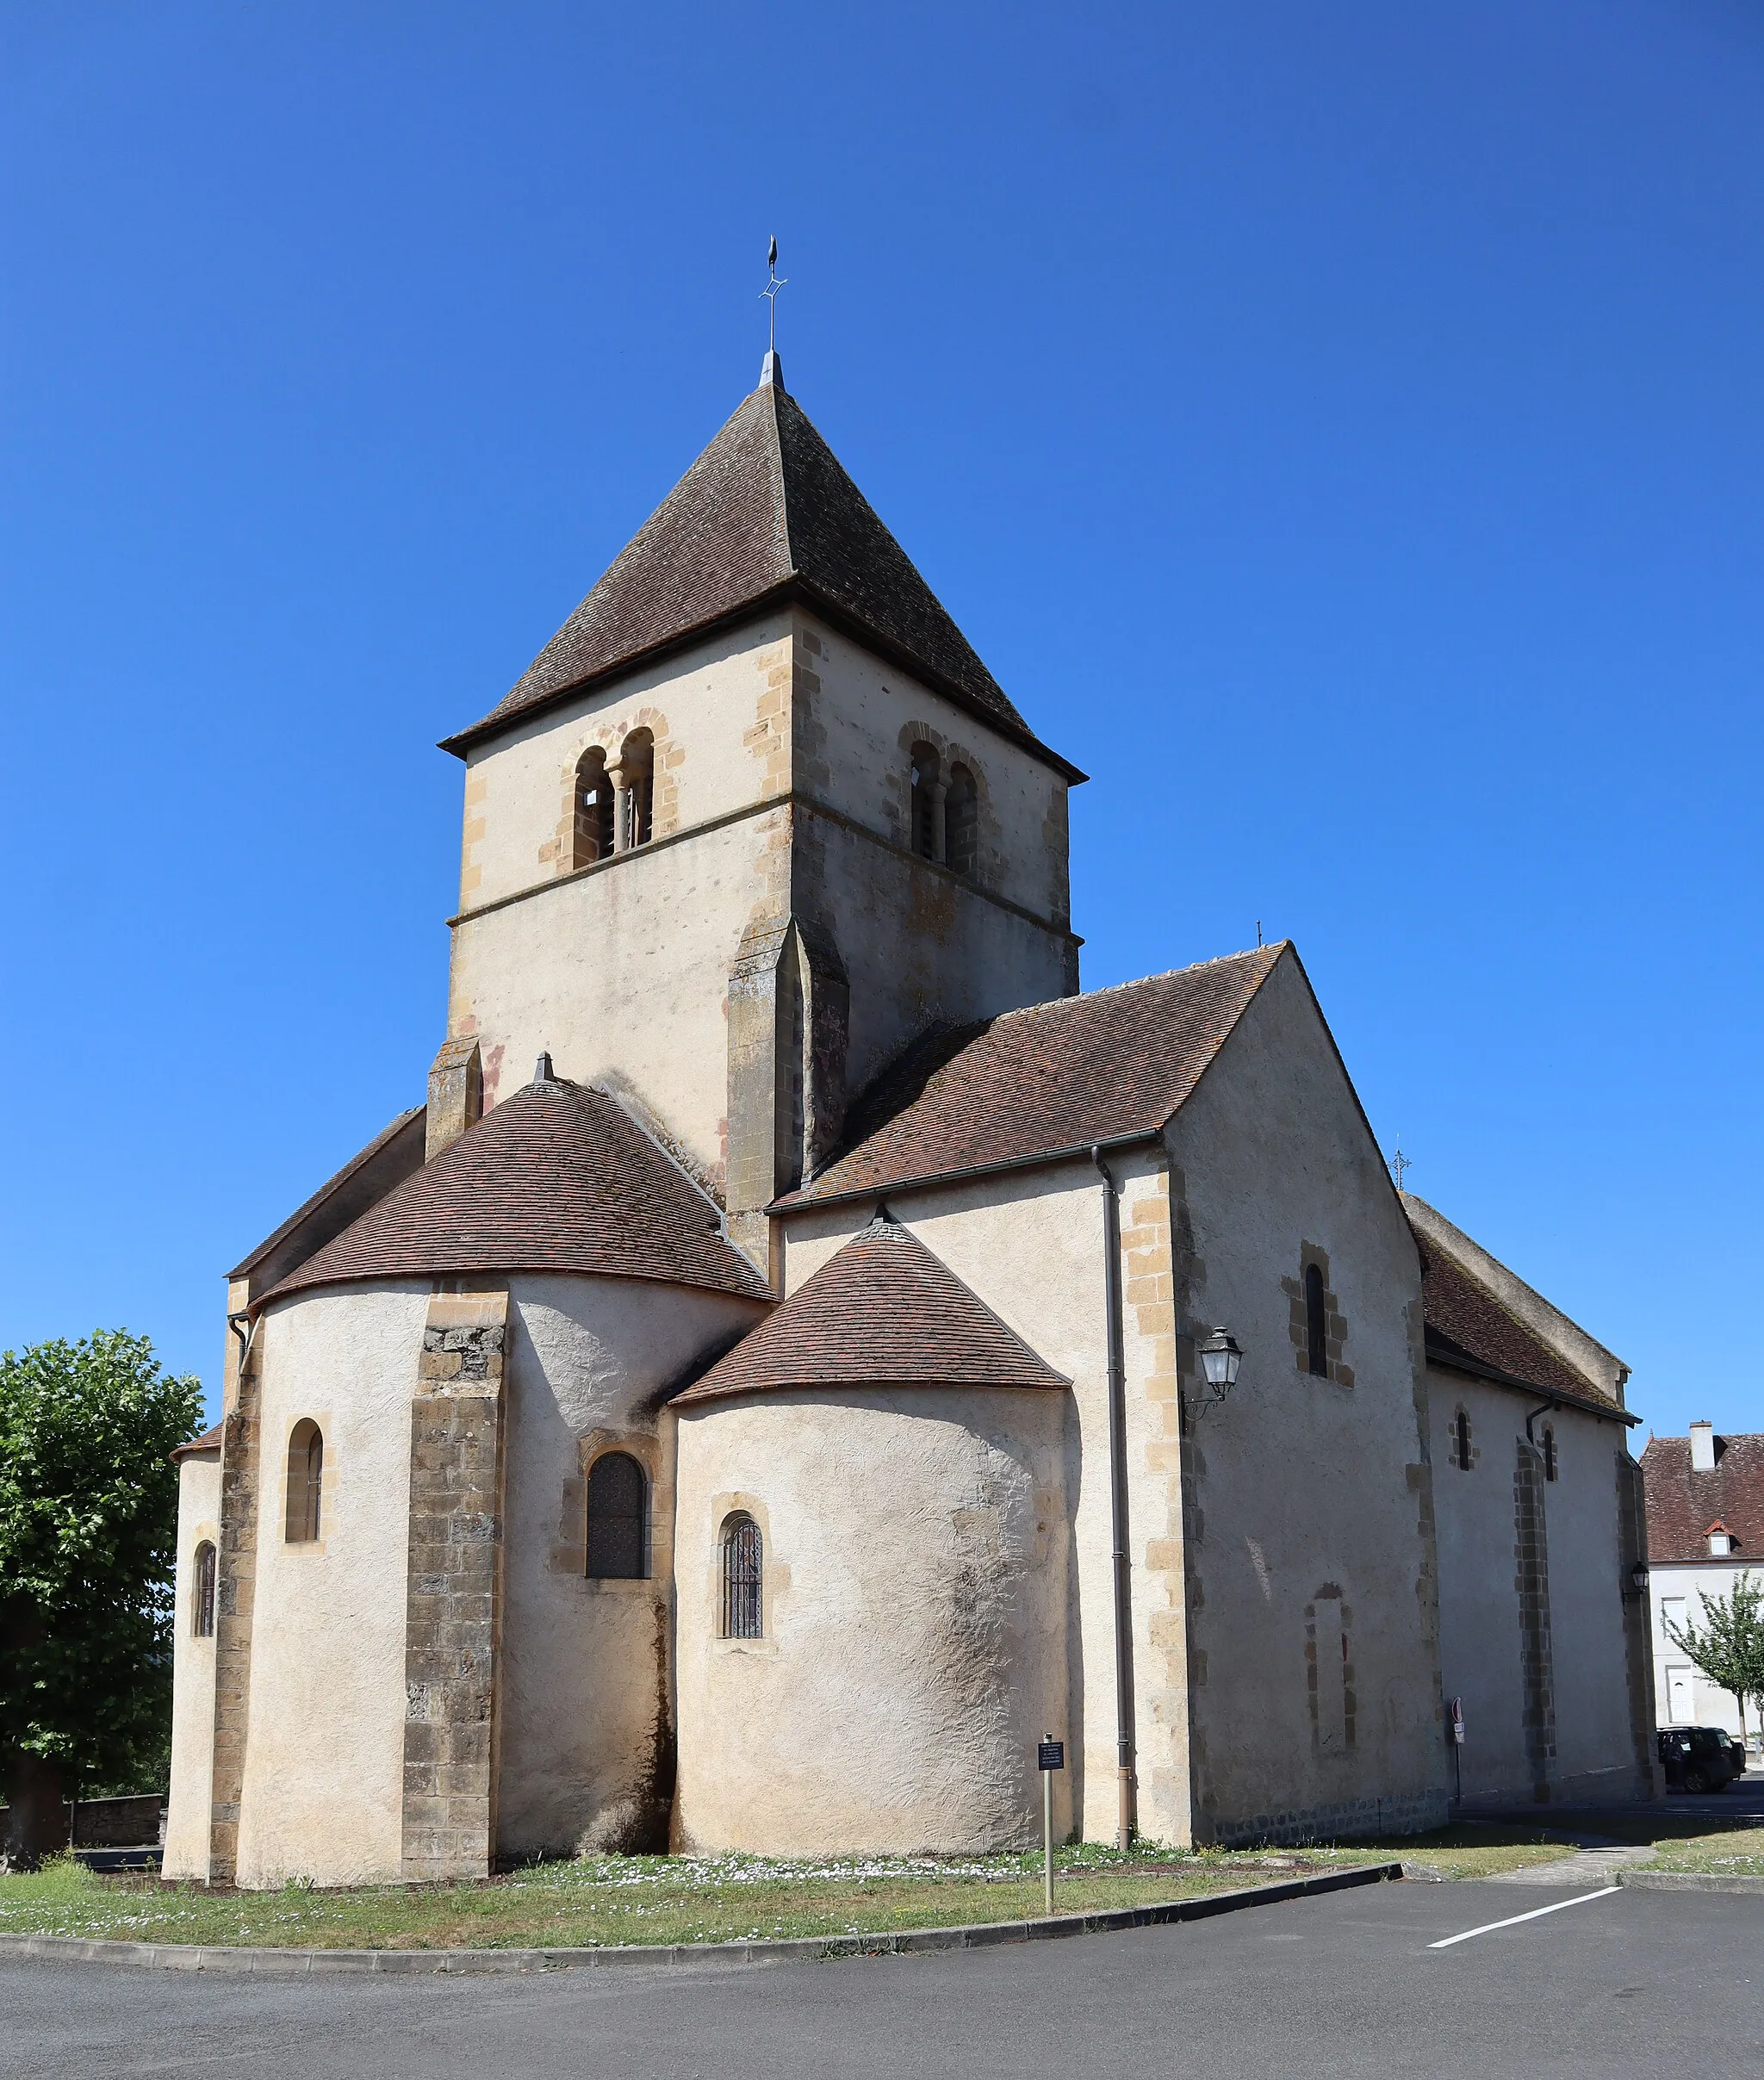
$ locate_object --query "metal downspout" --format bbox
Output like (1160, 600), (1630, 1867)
(1092, 1145), (1137, 1850)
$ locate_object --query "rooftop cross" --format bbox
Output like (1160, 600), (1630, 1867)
(1388, 1139), (1411, 1193)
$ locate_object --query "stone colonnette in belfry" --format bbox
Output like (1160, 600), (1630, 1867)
(162, 351), (1659, 1888)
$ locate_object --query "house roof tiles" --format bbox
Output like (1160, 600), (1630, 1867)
(443, 374), (1079, 778)
(674, 1214), (1067, 1405)
(782, 947), (1284, 1206)
(1641, 1432), (1764, 1563)
(257, 1076), (772, 1308)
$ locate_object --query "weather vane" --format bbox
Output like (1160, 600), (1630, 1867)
(1388, 1138), (1411, 1192)
(761, 235), (787, 352)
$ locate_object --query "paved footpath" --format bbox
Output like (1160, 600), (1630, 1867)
(3, 1879), (1760, 2079)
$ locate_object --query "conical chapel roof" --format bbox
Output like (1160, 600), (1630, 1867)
(674, 1214), (1067, 1405)
(441, 369), (1081, 778)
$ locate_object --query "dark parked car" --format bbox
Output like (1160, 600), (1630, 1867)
(1656, 1726), (1742, 1792)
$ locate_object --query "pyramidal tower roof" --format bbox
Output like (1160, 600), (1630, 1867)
(443, 360), (1078, 775)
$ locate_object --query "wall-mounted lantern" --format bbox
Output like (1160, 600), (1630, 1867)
(1197, 1326), (1244, 1405)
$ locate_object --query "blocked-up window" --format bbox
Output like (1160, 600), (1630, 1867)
(286, 1420), (323, 1543)
(1312, 1594), (1348, 1754)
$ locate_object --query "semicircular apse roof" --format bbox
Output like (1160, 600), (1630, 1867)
(258, 1076), (773, 1308)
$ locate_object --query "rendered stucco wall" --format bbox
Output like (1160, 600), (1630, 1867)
(161, 1451), (221, 1881)
(495, 1274), (767, 1860)
(234, 1283), (430, 1889)
(673, 1386), (1070, 1854)
(1432, 1382), (1649, 1804)
(1162, 953), (1447, 1842)
(775, 1159), (1161, 1847)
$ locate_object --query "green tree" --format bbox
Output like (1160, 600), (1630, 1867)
(1665, 1571), (1764, 1754)
(1, 1332), (203, 1867)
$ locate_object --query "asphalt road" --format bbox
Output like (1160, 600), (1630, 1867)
(4, 1878), (1761, 2079)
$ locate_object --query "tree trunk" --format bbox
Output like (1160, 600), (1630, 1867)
(2, 1751), (69, 1871)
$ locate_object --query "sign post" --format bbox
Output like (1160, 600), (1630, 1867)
(1450, 1696), (1465, 1808)
(1037, 1735), (1065, 1918)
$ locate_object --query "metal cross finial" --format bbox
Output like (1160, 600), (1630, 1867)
(761, 235), (787, 351)
(1388, 1139), (1411, 1193)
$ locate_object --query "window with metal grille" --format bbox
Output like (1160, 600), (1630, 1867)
(1304, 1263), (1328, 1377)
(286, 1419), (323, 1543)
(587, 1451), (647, 1580)
(192, 1540), (217, 1637)
(720, 1512), (763, 1639)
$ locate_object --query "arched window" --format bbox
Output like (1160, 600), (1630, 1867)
(572, 747), (614, 867)
(192, 1541), (217, 1637)
(586, 1451), (648, 1580)
(1453, 1407), (1473, 1472)
(946, 764), (978, 878)
(720, 1512), (763, 1639)
(1304, 1262), (1328, 1378)
(618, 730), (655, 849)
(286, 1419), (324, 1543)
(909, 742), (941, 861)
(1541, 1425), (1557, 1482)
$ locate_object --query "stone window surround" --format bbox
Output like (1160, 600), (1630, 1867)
(1449, 1403), (1480, 1473)
(1283, 1246), (1355, 1390)
(897, 719), (990, 884)
(707, 1489), (780, 1654)
(549, 1429), (668, 1592)
(541, 706), (682, 877)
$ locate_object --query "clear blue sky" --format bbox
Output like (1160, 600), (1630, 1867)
(3, 3), (1759, 1441)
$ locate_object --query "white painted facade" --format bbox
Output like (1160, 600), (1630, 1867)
(1649, 1560), (1761, 1750)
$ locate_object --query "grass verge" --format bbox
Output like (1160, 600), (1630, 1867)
(0, 1822), (1658, 1953)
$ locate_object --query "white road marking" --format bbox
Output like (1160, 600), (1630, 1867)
(1427, 1886), (1620, 1948)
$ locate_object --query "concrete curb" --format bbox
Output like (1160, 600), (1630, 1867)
(0, 1861), (1403, 1975)
(1618, 1868), (1764, 1896)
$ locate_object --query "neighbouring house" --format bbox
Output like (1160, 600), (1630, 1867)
(1642, 1425), (1763, 1751)
(162, 351), (1658, 1889)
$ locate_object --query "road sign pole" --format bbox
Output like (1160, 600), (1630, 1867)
(1043, 1763), (1053, 1916)
(1036, 1733), (1065, 1918)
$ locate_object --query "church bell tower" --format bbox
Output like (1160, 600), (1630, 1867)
(434, 355), (1084, 1267)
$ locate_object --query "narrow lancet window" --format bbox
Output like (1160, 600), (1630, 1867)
(1454, 1408), (1473, 1471)
(721, 1512), (763, 1639)
(192, 1540), (217, 1637)
(1304, 1262), (1328, 1377)
(587, 1451), (648, 1580)
(1541, 1425), (1557, 1482)
(286, 1419), (324, 1543)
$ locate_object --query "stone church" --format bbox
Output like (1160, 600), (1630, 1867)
(164, 352), (1660, 1888)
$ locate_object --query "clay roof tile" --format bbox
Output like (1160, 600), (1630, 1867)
(674, 1215), (1067, 1405)
(257, 1077), (771, 1308)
